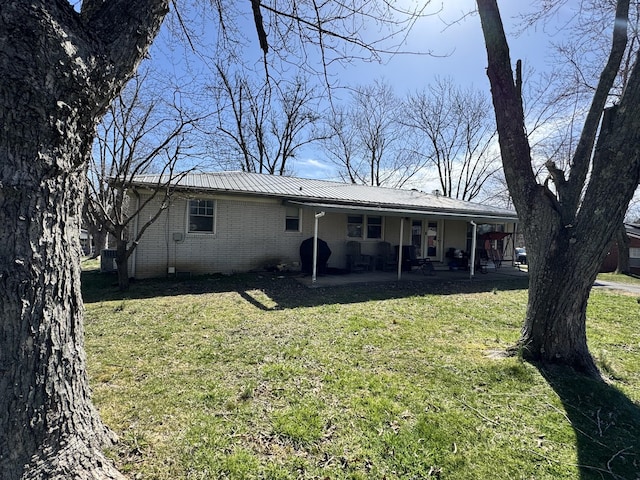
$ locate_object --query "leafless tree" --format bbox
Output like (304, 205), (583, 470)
(352, 81), (401, 186)
(86, 72), (202, 291)
(525, 1), (640, 276)
(324, 80), (425, 187)
(214, 66), (323, 175)
(0, 2), (434, 477)
(403, 77), (500, 201)
(477, 0), (640, 375)
(324, 105), (364, 184)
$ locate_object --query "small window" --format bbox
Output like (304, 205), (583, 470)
(188, 199), (215, 233)
(285, 206), (301, 232)
(367, 216), (382, 239)
(347, 215), (363, 238)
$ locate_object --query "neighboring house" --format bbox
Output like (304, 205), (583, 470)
(600, 223), (640, 274)
(124, 171), (519, 279)
(79, 229), (94, 256)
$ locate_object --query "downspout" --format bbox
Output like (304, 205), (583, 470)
(470, 220), (477, 280)
(513, 222), (518, 266)
(312, 211), (325, 285)
(397, 217), (405, 281)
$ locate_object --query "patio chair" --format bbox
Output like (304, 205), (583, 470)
(376, 241), (397, 271)
(346, 241), (372, 273)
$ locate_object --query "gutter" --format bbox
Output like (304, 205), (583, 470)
(285, 200), (519, 223)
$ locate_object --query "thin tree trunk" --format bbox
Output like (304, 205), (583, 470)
(91, 228), (109, 259)
(116, 240), (131, 291)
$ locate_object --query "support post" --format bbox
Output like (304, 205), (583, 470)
(470, 221), (477, 280)
(397, 217), (405, 281)
(312, 211), (325, 285)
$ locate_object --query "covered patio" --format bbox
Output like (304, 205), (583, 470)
(288, 199), (521, 287)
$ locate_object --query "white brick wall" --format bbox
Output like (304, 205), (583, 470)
(133, 194), (314, 278)
(130, 191), (475, 278)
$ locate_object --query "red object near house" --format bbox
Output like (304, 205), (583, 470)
(600, 223), (640, 274)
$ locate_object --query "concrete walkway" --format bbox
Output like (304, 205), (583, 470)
(593, 279), (640, 295)
(296, 265), (640, 294)
(296, 265), (528, 288)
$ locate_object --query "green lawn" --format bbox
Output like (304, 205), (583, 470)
(82, 268), (640, 479)
(597, 271), (640, 285)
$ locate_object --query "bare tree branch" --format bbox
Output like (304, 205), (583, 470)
(86, 70), (204, 289)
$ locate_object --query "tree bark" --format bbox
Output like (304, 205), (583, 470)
(90, 228), (109, 259)
(477, 0), (640, 376)
(0, 1), (168, 478)
(519, 233), (605, 375)
(115, 239), (131, 291)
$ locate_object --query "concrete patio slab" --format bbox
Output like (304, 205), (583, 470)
(295, 265), (528, 288)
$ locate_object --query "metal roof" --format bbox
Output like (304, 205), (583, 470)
(130, 171), (518, 222)
(625, 223), (640, 239)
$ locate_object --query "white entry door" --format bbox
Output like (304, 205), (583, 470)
(412, 220), (441, 260)
(426, 221), (439, 260)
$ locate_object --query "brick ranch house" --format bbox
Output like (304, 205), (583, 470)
(600, 223), (640, 274)
(121, 171), (519, 279)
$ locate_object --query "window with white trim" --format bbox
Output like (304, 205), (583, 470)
(347, 214), (383, 239)
(367, 216), (383, 239)
(285, 206), (301, 232)
(347, 215), (363, 238)
(188, 199), (215, 233)
(630, 247), (640, 267)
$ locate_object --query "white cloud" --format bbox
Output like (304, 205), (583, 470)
(293, 157), (339, 180)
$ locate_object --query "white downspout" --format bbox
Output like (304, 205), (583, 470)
(397, 217), (405, 281)
(312, 211), (325, 285)
(513, 222), (518, 266)
(470, 221), (477, 280)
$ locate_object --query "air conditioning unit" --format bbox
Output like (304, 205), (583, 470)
(100, 249), (118, 272)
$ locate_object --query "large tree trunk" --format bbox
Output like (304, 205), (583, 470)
(519, 238), (603, 375)
(477, 0), (640, 376)
(0, 171), (124, 479)
(0, 2), (168, 478)
(510, 197), (611, 375)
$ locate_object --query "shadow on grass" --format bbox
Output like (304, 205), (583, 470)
(81, 268), (528, 309)
(537, 365), (640, 479)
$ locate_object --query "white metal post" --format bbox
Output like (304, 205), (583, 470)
(397, 217), (405, 281)
(312, 211), (325, 285)
(470, 221), (477, 280)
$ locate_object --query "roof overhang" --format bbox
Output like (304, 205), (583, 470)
(285, 200), (519, 224)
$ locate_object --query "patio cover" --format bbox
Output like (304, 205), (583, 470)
(287, 200), (518, 282)
(284, 200), (519, 223)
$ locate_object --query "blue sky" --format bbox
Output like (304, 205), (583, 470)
(296, 1), (570, 181)
(334, 2), (557, 93)
(146, 1), (576, 182)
